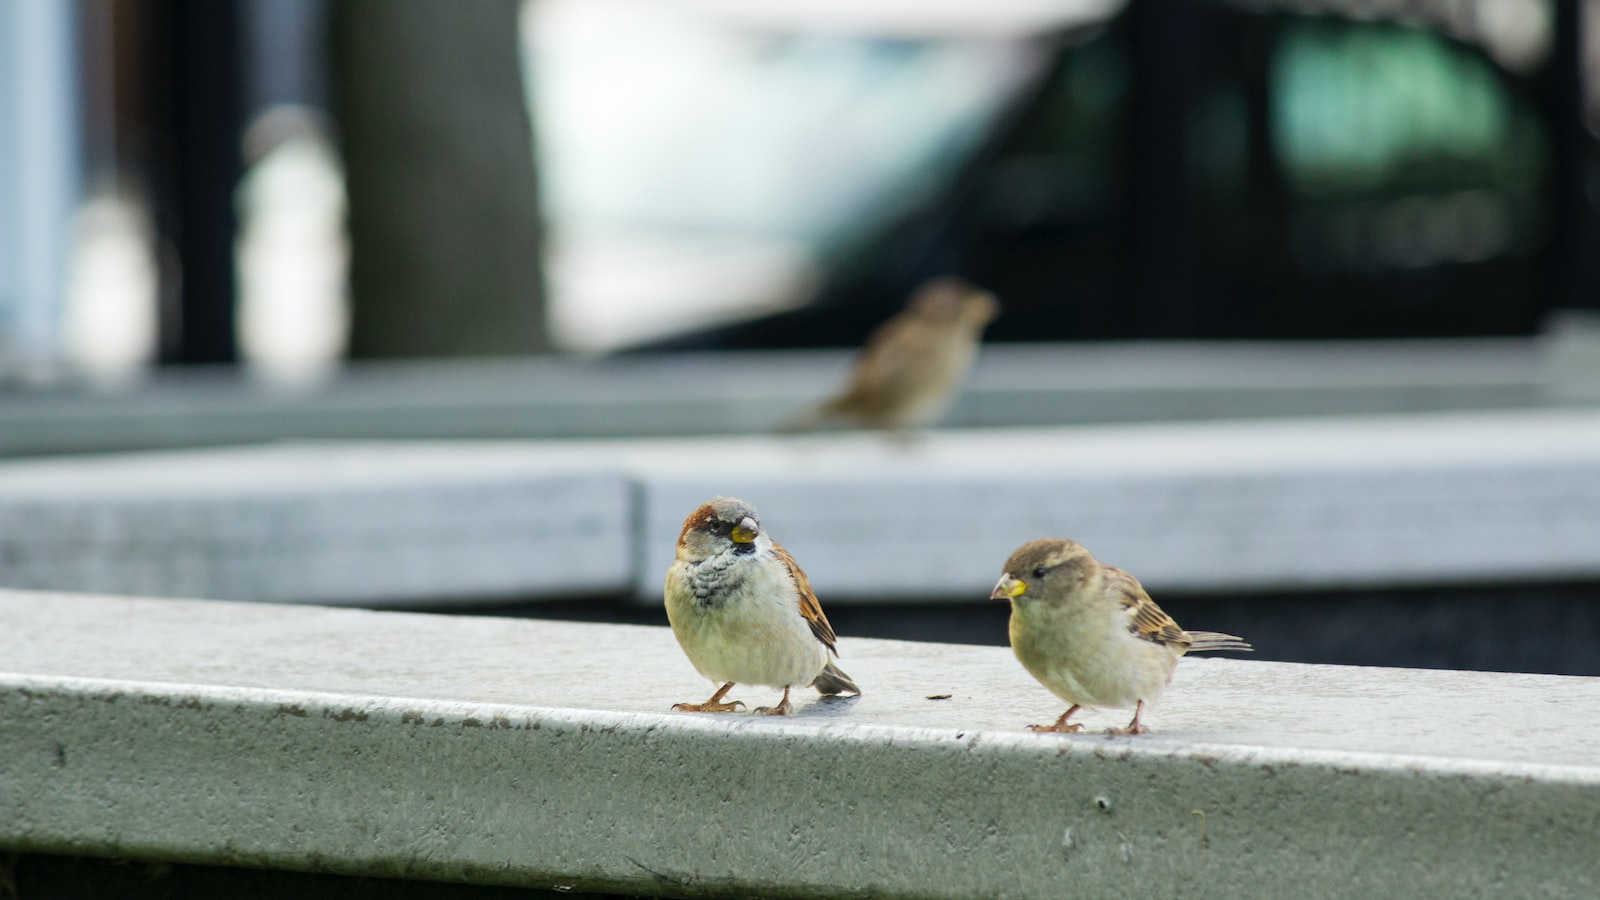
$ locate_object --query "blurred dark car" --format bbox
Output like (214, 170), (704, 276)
(588, 0), (1599, 351)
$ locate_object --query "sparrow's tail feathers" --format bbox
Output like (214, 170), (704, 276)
(1184, 631), (1253, 653)
(812, 660), (860, 696)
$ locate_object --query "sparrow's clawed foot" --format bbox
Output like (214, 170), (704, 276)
(1106, 702), (1148, 736)
(673, 682), (745, 713)
(672, 701), (746, 713)
(752, 688), (794, 716)
(1027, 705), (1084, 733)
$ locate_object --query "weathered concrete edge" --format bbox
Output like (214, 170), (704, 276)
(0, 338), (1558, 457)
(0, 467), (637, 605)
(4, 674), (1596, 899)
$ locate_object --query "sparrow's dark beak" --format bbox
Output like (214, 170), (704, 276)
(990, 573), (1027, 600)
(730, 516), (760, 544)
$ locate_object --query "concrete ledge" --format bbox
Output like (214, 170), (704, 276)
(0, 339), (1560, 458)
(0, 445), (631, 604)
(2, 591), (1597, 898)
(629, 408), (1600, 598)
(3, 409), (1600, 603)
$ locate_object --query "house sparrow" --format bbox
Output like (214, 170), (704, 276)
(779, 277), (999, 434)
(991, 538), (1251, 735)
(664, 496), (859, 715)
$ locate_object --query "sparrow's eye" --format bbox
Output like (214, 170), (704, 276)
(1032, 565), (1048, 579)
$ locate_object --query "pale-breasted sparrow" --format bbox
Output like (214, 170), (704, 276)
(779, 277), (999, 434)
(665, 496), (859, 715)
(991, 538), (1251, 735)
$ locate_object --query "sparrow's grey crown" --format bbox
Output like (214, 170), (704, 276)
(679, 496), (763, 556)
(703, 496), (758, 525)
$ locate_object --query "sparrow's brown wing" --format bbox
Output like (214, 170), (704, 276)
(1106, 566), (1190, 650)
(839, 314), (923, 397)
(771, 539), (839, 654)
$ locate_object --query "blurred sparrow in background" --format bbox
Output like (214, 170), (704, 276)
(991, 538), (1251, 735)
(779, 277), (999, 434)
(665, 496), (859, 715)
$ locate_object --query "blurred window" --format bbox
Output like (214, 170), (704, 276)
(522, 0), (1071, 350)
(1271, 21), (1545, 273)
(1275, 23), (1544, 198)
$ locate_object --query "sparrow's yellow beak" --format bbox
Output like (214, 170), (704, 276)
(990, 573), (1027, 600)
(730, 516), (760, 544)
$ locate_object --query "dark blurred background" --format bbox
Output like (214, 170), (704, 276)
(5, 0), (1597, 373)
(2, 0), (1599, 675)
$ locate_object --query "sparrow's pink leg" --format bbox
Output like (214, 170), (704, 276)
(1106, 701), (1149, 735)
(673, 682), (745, 713)
(1028, 704), (1085, 733)
(753, 687), (793, 716)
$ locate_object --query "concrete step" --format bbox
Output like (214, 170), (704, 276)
(0, 443), (631, 604)
(3, 590), (1596, 898)
(0, 338), (1556, 458)
(1, 409), (1598, 605)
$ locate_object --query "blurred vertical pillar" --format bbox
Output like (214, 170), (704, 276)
(1544, 0), (1600, 315)
(145, 0), (244, 365)
(329, 0), (547, 359)
(1123, 0), (1199, 337)
(1240, 15), (1287, 334)
(242, 0), (325, 112)
(0, 0), (80, 373)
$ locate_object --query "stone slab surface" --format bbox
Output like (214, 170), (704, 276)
(626, 408), (1600, 599)
(2, 591), (1598, 898)
(0, 339), (1555, 457)
(2, 409), (1600, 605)
(0, 444), (632, 604)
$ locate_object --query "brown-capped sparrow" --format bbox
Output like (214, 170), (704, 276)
(664, 496), (859, 715)
(991, 538), (1251, 735)
(779, 277), (999, 434)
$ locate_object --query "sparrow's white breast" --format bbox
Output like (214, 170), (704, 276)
(664, 542), (828, 690)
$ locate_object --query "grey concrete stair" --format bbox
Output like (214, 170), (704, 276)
(0, 338), (1557, 457)
(0, 444), (631, 604)
(2, 409), (1597, 605)
(2, 591), (1596, 898)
